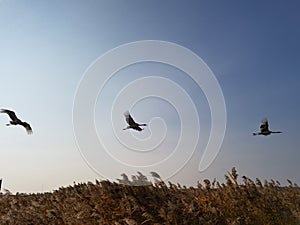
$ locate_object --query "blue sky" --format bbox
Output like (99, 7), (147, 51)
(0, 1), (299, 193)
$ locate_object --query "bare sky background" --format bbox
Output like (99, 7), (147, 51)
(0, 1), (299, 193)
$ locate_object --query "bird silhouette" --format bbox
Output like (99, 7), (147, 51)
(253, 118), (281, 136)
(123, 111), (147, 132)
(0, 109), (33, 134)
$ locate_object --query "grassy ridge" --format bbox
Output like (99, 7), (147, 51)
(0, 168), (299, 225)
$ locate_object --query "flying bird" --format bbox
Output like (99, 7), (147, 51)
(123, 111), (147, 132)
(253, 118), (282, 136)
(0, 109), (33, 134)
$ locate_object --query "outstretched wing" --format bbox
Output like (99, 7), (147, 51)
(0, 109), (19, 121)
(260, 118), (269, 132)
(22, 122), (33, 135)
(124, 111), (137, 126)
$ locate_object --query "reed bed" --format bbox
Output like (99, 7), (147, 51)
(0, 168), (299, 225)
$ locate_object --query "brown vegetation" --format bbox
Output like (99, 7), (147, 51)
(0, 168), (299, 225)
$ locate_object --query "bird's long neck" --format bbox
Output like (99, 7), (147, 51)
(271, 131), (282, 134)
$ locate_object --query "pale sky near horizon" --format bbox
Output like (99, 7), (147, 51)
(0, 1), (299, 193)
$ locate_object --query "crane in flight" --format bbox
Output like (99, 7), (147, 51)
(0, 109), (33, 134)
(123, 111), (147, 132)
(253, 118), (281, 136)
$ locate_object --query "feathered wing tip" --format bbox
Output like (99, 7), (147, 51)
(1, 108), (11, 114)
(260, 118), (269, 132)
(124, 111), (132, 124)
(23, 122), (33, 135)
(261, 118), (269, 127)
(124, 111), (130, 117)
(26, 128), (33, 135)
(0, 109), (16, 119)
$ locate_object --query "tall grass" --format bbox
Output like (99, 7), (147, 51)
(0, 168), (299, 224)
